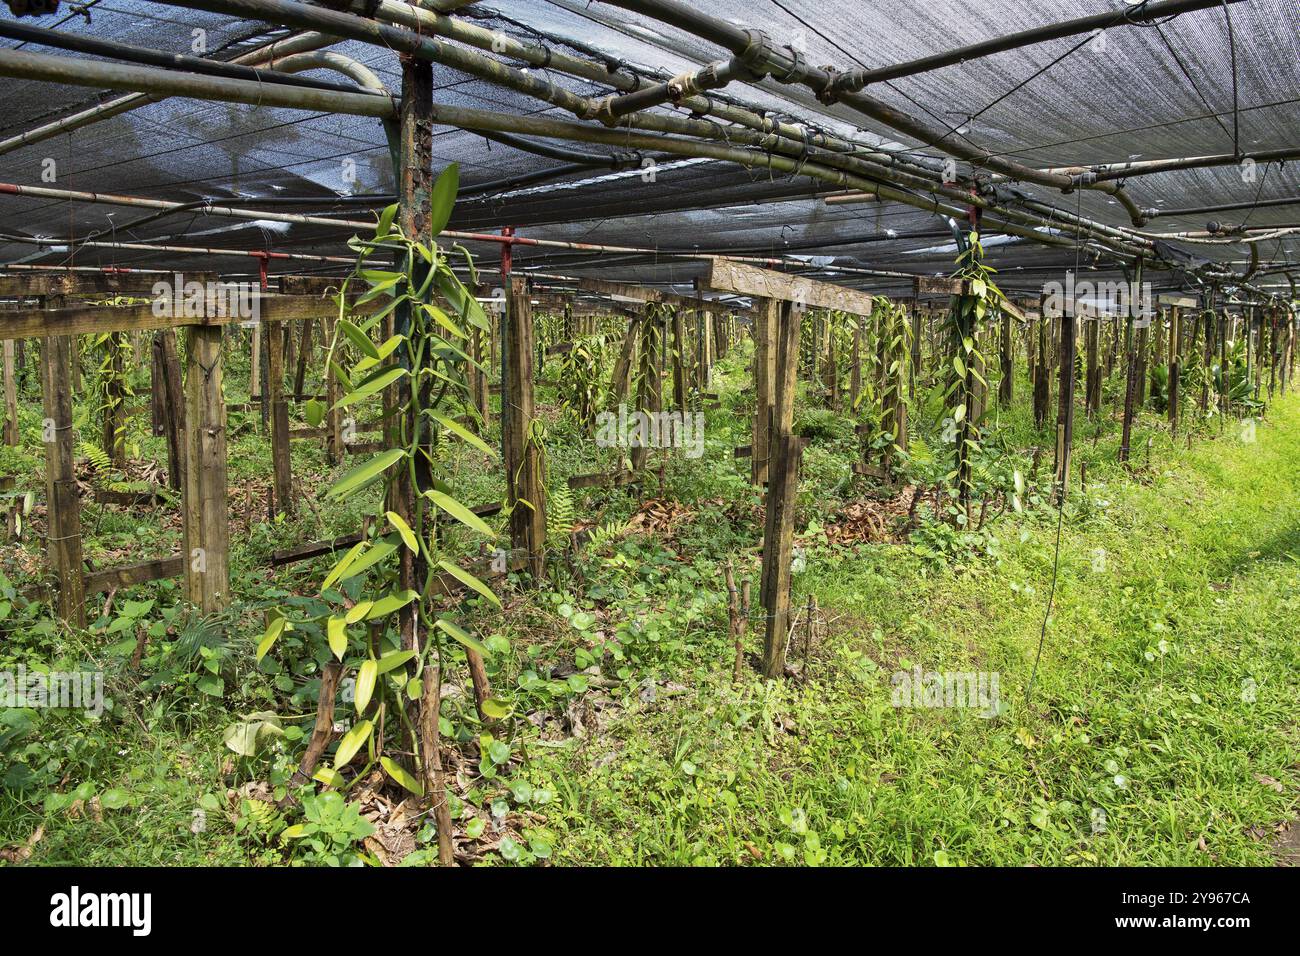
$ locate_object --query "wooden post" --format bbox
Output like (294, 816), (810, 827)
(849, 316), (862, 412)
(249, 321), (262, 404)
(610, 310), (639, 406)
(671, 306), (688, 411)
(699, 309), (713, 393)
(1033, 316), (1050, 429)
(825, 312), (839, 411)
(293, 318), (312, 402)
(266, 320), (293, 516)
(1054, 311), (1077, 499)
(39, 335), (85, 625)
(631, 306), (662, 474)
(323, 318), (343, 465)
(1118, 264), (1144, 464)
(3, 338), (16, 536)
(759, 301), (803, 679)
(999, 310), (1013, 406)
(101, 331), (128, 468)
(181, 325), (229, 613)
(751, 297), (778, 485)
(153, 329), (186, 491)
(1084, 316), (1100, 419)
(909, 302), (922, 398)
(503, 277), (546, 578)
(1168, 306), (1182, 433)
(1135, 324), (1150, 407)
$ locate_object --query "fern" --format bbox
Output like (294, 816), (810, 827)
(78, 441), (113, 474)
(582, 519), (626, 554)
(546, 478), (576, 546)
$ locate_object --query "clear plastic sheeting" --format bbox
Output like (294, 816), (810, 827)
(0, 0), (1295, 297)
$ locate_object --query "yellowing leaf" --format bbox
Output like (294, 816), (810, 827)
(386, 510), (419, 552)
(380, 756), (425, 797)
(436, 618), (489, 656)
(256, 616), (289, 662)
(425, 489), (493, 537)
(355, 660), (377, 714)
(333, 719), (373, 769)
(327, 616), (348, 661)
(437, 559), (500, 608)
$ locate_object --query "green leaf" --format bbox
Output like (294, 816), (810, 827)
(429, 412), (494, 457)
(196, 674), (224, 697)
(380, 756), (425, 796)
(422, 303), (467, 340)
(321, 541), (365, 592)
(333, 719), (373, 769)
(386, 510), (419, 552)
(336, 366), (407, 409)
(338, 318), (380, 360)
(327, 616), (348, 661)
(363, 589), (419, 620)
(953, 355), (966, 377)
(355, 660), (377, 714)
(327, 448), (406, 500)
(429, 163), (459, 236)
(304, 399), (326, 428)
(375, 202), (399, 239)
(437, 559), (501, 608)
(481, 697), (511, 719)
(344, 601), (373, 624)
(339, 539), (397, 583)
(312, 767), (345, 789)
(375, 649), (417, 675)
(436, 618), (489, 656)
(257, 616), (289, 662)
(425, 489), (494, 537)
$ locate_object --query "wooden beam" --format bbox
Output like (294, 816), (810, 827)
(580, 276), (753, 317)
(84, 554), (185, 595)
(0, 293), (371, 339)
(0, 271), (215, 299)
(708, 259), (876, 316)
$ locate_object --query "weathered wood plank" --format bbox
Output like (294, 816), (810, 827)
(84, 554), (185, 595)
(0, 293), (373, 338)
(708, 259), (876, 316)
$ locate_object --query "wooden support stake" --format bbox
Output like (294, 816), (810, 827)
(181, 325), (230, 613)
(671, 306), (688, 411)
(3, 338), (17, 537)
(1168, 306), (1182, 433)
(40, 335), (86, 626)
(999, 309), (1014, 406)
(294, 318), (313, 402)
(266, 320), (294, 516)
(759, 301), (803, 679)
(1054, 312), (1077, 499)
(751, 297), (778, 485)
(504, 277), (546, 578)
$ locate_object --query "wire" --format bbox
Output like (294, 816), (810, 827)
(1026, 186), (1084, 708)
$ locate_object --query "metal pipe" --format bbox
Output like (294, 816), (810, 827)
(0, 47), (398, 117)
(0, 31), (338, 157)
(0, 18), (383, 95)
(836, 0), (1245, 89)
(1142, 195), (1300, 219)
